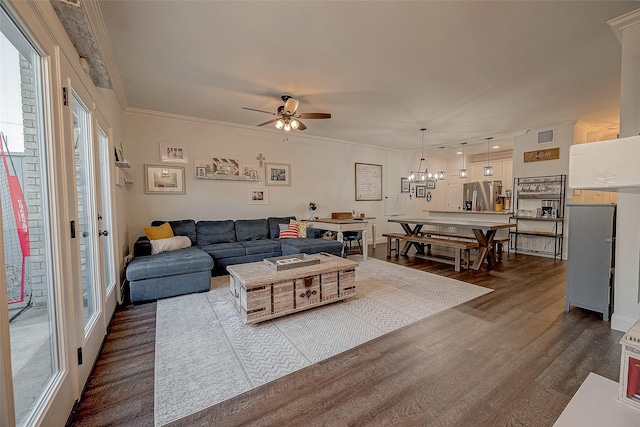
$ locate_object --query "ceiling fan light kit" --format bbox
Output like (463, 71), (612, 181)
(242, 95), (331, 132)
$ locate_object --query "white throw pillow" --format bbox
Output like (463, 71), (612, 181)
(150, 236), (191, 255)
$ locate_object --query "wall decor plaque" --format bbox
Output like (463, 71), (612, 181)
(524, 147), (560, 163)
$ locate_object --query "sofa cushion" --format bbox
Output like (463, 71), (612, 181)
(150, 236), (191, 254)
(199, 242), (246, 259)
(278, 223), (299, 239)
(126, 246), (213, 281)
(144, 222), (174, 240)
(267, 216), (296, 239)
(280, 238), (343, 256)
(290, 220), (310, 238)
(235, 219), (269, 241)
(152, 219), (197, 245)
(197, 220), (236, 245)
(241, 239), (282, 255)
(306, 227), (324, 239)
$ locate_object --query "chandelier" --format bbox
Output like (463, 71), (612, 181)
(437, 146), (446, 180)
(408, 128), (436, 182)
(459, 142), (468, 178)
(484, 137), (494, 176)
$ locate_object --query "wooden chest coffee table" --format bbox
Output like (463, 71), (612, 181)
(227, 254), (358, 324)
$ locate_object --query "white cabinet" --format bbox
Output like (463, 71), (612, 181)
(469, 159), (510, 189)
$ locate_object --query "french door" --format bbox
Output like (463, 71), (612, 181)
(60, 54), (113, 390)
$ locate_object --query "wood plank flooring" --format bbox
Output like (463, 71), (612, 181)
(69, 246), (623, 427)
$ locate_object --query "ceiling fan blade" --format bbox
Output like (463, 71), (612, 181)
(297, 121), (307, 130)
(257, 118), (279, 127)
(297, 113), (331, 119)
(242, 106), (275, 115)
(284, 98), (299, 115)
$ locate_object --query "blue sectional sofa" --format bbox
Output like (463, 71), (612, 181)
(126, 216), (343, 303)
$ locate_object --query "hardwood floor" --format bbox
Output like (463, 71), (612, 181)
(69, 246), (623, 426)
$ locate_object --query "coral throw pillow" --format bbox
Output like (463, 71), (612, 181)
(279, 223), (299, 239)
(143, 222), (174, 240)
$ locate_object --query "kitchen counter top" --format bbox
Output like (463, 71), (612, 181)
(424, 210), (513, 215)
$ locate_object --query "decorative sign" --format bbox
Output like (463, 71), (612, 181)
(524, 147), (560, 163)
(355, 162), (382, 201)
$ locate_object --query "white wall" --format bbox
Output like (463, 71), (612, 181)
(611, 13), (640, 332)
(513, 123), (572, 180)
(122, 111), (424, 246)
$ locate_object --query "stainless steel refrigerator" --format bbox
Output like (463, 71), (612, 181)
(462, 181), (502, 211)
(565, 204), (616, 321)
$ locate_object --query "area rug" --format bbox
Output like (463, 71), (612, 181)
(154, 257), (492, 426)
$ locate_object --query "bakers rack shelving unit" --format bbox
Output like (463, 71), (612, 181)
(510, 174), (566, 260)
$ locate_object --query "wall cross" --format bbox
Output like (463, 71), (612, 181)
(256, 153), (266, 166)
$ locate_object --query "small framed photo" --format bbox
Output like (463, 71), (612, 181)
(248, 188), (269, 204)
(415, 185), (426, 198)
(401, 177), (410, 193)
(195, 166), (207, 178)
(426, 179), (436, 189)
(249, 169), (259, 181)
(159, 142), (188, 163)
(144, 165), (186, 194)
(265, 163), (291, 186)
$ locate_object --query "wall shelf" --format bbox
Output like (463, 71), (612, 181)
(510, 174), (566, 260)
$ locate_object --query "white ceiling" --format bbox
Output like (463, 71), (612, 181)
(92, 1), (637, 154)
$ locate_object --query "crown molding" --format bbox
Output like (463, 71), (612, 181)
(609, 9), (640, 45)
(125, 107), (412, 154)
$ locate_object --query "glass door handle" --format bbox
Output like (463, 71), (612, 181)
(98, 230), (109, 237)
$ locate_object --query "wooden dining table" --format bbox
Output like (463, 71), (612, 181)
(387, 218), (516, 270)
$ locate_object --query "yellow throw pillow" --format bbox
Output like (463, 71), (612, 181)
(143, 222), (174, 240)
(290, 220), (309, 238)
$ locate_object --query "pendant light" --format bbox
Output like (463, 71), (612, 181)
(437, 147), (446, 180)
(459, 142), (468, 178)
(408, 128), (435, 182)
(484, 137), (494, 176)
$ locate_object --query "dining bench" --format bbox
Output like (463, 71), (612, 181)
(418, 230), (510, 262)
(382, 232), (479, 272)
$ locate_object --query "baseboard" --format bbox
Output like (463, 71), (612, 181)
(611, 313), (638, 333)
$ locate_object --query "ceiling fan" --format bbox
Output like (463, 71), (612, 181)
(242, 95), (331, 131)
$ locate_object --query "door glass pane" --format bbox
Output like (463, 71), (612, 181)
(98, 127), (115, 294)
(1, 9), (59, 425)
(72, 94), (96, 326)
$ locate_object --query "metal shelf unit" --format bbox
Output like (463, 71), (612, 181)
(510, 174), (566, 260)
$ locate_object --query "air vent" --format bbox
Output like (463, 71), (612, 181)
(538, 130), (554, 144)
(59, 0), (81, 7)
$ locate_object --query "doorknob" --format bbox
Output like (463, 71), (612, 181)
(99, 230), (109, 237)
(82, 231), (89, 237)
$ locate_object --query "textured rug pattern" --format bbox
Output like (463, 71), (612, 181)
(154, 258), (492, 426)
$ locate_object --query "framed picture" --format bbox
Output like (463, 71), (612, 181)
(248, 188), (269, 204)
(159, 143), (188, 163)
(195, 166), (207, 178)
(265, 163), (291, 186)
(415, 185), (426, 198)
(426, 179), (436, 189)
(144, 165), (186, 194)
(354, 163), (382, 201)
(401, 177), (410, 193)
(241, 165), (259, 181)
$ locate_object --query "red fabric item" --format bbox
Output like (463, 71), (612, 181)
(279, 224), (299, 239)
(627, 356), (640, 398)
